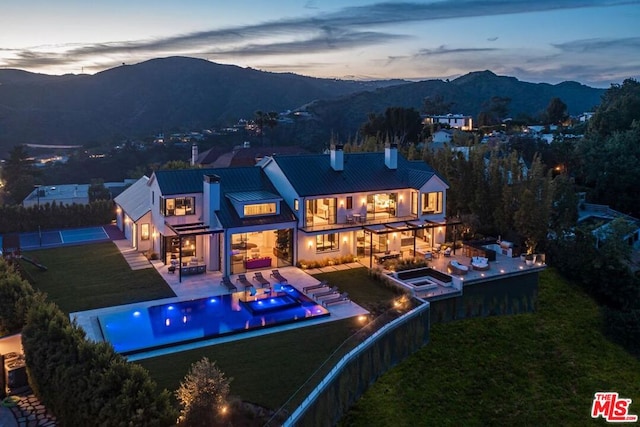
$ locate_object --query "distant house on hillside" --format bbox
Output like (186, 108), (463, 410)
(432, 129), (454, 144)
(22, 179), (137, 207)
(423, 114), (474, 130)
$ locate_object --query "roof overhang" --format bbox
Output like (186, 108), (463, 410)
(165, 222), (223, 237)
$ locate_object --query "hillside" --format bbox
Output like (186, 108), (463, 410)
(0, 59), (606, 154)
(0, 56), (398, 153)
(304, 70), (605, 142)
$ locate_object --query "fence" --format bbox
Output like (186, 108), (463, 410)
(277, 299), (430, 426)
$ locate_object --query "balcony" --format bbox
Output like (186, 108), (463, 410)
(300, 214), (418, 232)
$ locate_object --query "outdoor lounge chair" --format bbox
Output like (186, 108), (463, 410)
(303, 280), (328, 293)
(270, 269), (288, 283)
(253, 272), (271, 288)
(322, 292), (350, 307)
(220, 276), (237, 292)
(313, 286), (339, 300)
(236, 274), (253, 290)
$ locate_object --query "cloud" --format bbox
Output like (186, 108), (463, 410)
(552, 36), (640, 53)
(417, 46), (499, 56)
(1, 0), (638, 80)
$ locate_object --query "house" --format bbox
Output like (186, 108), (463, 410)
(23, 179), (137, 208)
(432, 129), (454, 144)
(115, 144), (454, 278)
(423, 114), (474, 130)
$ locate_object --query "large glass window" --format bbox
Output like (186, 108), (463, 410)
(162, 197), (195, 216)
(316, 233), (339, 253)
(421, 192), (443, 214)
(366, 193), (397, 219)
(244, 203), (276, 216)
(305, 198), (336, 227)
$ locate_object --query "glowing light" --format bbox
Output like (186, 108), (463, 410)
(210, 298), (216, 303)
(167, 305), (174, 311)
(500, 269), (505, 273)
(165, 318), (170, 327)
(358, 315), (368, 323)
(182, 315), (187, 323)
(133, 311), (141, 317)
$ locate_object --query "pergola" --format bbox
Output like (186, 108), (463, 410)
(362, 218), (462, 268)
(164, 222), (223, 282)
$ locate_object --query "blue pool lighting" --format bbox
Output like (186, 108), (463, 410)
(98, 284), (330, 355)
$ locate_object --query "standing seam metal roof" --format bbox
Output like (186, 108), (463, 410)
(269, 152), (447, 197)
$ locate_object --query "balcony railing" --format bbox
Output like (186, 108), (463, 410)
(300, 214), (418, 232)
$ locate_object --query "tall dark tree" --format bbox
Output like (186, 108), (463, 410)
(1, 145), (38, 205)
(588, 78), (640, 138)
(254, 110), (279, 146)
(359, 107), (422, 146)
(479, 96), (511, 126)
(422, 94), (454, 115)
(545, 97), (568, 124)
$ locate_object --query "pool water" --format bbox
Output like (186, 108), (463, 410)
(98, 284), (330, 355)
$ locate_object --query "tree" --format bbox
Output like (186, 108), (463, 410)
(254, 110), (279, 146)
(588, 78), (640, 138)
(478, 96), (511, 126)
(177, 357), (232, 427)
(545, 97), (568, 125)
(88, 179), (112, 202)
(1, 145), (38, 204)
(359, 107), (423, 146)
(422, 94), (454, 115)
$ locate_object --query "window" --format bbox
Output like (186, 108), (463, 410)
(346, 196), (353, 210)
(140, 223), (150, 240)
(162, 197), (195, 216)
(421, 192), (442, 214)
(294, 199), (299, 211)
(316, 233), (339, 253)
(152, 191), (154, 205)
(244, 202), (276, 216)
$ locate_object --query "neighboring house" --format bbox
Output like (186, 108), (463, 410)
(115, 144), (454, 277)
(423, 114), (474, 130)
(579, 112), (594, 122)
(22, 179), (137, 207)
(432, 129), (454, 144)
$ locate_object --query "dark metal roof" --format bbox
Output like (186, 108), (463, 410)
(152, 166), (296, 229)
(226, 190), (281, 203)
(270, 151), (447, 197)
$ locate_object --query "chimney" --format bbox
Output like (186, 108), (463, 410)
(385, 142), (398, 169)
(330, 144), (344, 171)
(191, 143), (199, 166)
(203, 174), (221, 227)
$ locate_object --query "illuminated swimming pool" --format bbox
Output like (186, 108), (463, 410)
(98, 284), (329, 355)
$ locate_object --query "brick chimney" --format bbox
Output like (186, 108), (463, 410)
(330, 144), (344, 171)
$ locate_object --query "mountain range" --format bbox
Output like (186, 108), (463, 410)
(0, 56), (605, 154)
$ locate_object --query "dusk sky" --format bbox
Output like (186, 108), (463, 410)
(2, 0), (639, 87)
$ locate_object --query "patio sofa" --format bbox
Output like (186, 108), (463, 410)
(447, 260), (469, 275)
(471, 256), (490, 271)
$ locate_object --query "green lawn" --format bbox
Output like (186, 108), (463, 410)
(340, 268), (640, 426)
(19, 242), (175, 313)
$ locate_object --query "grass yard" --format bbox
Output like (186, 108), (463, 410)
(340, 268), (640, 426)
(138, 318), (360, 411)
(312, 267), (401, 312)
(19, 242), (175, 313)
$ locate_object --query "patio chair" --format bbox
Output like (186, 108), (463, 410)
(313, 286), (339, 300)
(220, 276), (237, 292)
(270, 269), (288, 283)
(322, 292), (350, 307)
(303, 280), (328, 293)
(236, 274), (253, 290)
(253, 272), (271, 288)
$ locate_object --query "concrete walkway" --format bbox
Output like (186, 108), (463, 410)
(112, 240), (153, 270)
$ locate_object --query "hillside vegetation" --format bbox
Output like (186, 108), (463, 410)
(341, 269), (640, 426)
